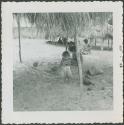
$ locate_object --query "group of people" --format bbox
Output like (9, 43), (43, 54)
(58, 37), (68, 45)
(60, 38), (92, 81)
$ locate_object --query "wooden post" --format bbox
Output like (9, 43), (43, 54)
(66, 30), (68, 51)
(111, 40), (113, 49)
(74, 26), (83, 87)
(108, 39), (109, 49)
(95, 38), (96, 46)
(101, 38), (104, 51)
(17, 15), (22, 63)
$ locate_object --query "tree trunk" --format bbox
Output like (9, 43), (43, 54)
(74, 26), (83, 87)
(17, 16), (22, 63)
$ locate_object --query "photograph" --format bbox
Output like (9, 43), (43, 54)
(1, 1), (123, 124)
(13, 12), (113, 111)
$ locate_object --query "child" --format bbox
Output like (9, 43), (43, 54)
(82, 39), (91, 55)
(60, 51), (72, 81)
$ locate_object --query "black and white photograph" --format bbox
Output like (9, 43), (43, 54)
(13, 12), (113, 111)
(1, 2), (123, 124)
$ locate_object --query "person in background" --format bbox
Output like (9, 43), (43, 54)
(82, 39), (91, 55)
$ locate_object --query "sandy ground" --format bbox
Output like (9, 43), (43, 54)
(13, 39), (113, 111)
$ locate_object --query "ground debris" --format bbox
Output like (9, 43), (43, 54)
(33, 62), (39, 67)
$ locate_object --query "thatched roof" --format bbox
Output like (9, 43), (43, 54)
(13, 12), (112, 40)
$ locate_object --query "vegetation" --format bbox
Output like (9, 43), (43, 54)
(13, 12), (113, 87)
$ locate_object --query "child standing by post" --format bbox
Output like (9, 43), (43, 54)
(60, 51), (72, 81)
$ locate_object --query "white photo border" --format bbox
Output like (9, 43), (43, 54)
(1, 1), (123, 124)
